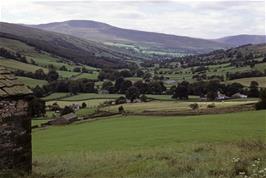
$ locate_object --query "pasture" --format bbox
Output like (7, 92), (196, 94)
(227, 76), (266, 88)
(17, 76), (48, 88)
(102, 99), (257, 113)
(30, 110), (266, 178)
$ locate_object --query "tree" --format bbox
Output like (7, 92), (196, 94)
(73, 67), (81, 72)
(120, 70), (132, 77)
(118, 106), (125, 114)
(147, 81), (166, 95)
(59, 65), (68, 71)
(34, 69), (46, 80)
(255, 89), (266, 110)
(32, 85), (45, 97)
(140, 94), (148, 102)
(114, 77), (125, 92)
(120, 80), (132, 93)
(248, 81), (259, 97)
(189, 103), (199, 111)
(82, 66), (88, 73)
(172, 81), (189, 100)
(102, 81), (113, 91)
(82, 102), (87, 108)
(60, 106), (74, 116)
(125, 86), (140, 102)
(226, 82), (244, 96)
(47, 70), (59, 82)
(136, 69), (144, 77)
(134, 80), (148, 94)
(68, 81), (79, 95)
(28, 97), (46, 117)
(143, 72), (152, 81)
(207, 91), (217, 101)
(115, 96), (127, 104)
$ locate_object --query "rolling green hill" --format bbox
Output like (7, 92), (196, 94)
(30, 20), (229, 56)
(0, 22), (146, 68)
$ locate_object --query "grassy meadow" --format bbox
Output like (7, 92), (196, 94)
(29, 110), (266, 178)
(103, 99), (257, 113)
(226, 76), (266, 88)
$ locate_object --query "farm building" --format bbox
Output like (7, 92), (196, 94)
(216, 91), (230, 100)
(231, 93), (248, 99)
(0, 67), (33, 173)
(164, 80), (177, 85)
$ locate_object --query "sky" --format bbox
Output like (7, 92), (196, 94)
(1, 0), (265, 38)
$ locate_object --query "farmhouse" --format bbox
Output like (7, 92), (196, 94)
(216, 91), (230, 100)
(231, 92), (248, 99)
(164, 79), (177, 85)
(0, 67), (32, 173)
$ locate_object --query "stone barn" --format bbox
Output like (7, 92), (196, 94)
(0, 67), (32, 173)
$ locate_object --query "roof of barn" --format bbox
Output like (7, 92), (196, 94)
(0, 66), (32, 98)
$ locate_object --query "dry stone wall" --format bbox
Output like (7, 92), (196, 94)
(0, 98), (31, 173)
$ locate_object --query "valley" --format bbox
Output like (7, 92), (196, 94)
(0, 21), (265, 178)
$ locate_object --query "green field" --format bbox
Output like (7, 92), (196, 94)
(0, 58), (48, 73)
(227, 76), (266, 88)
(46, 99), (112, 108)
(103, 99), (257, 113)
(17, 76), (48, 88)
(31, 110), (266, 178)
(60, 93), (123, 101)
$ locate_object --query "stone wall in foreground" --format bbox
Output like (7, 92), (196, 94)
(0, 99), (31, 173)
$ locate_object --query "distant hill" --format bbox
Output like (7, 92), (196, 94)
(29, 20), (229, 55)
(214, 35), (266, 46)
(0, 22), (145, 68)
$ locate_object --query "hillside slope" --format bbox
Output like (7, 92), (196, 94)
(0, 22), (144, 68)
(214, 35), (266, 46)
(30, 20), (229, 54)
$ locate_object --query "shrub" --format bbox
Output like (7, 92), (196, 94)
(189, 103), (199, 110)
(140, 94), (148, 102)
(81, 102), (87, 108)
(255, 89), (266, 110)
(115, 96), (127, 105)
(60, 106), (74, 116)
(207, 103), (216, 108)
(118, 106), (125, 113)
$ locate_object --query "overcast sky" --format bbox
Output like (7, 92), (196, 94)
(1, 0), (265, 38)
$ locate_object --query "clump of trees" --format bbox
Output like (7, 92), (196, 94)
(0, 47), (28, 63)
(226, 70), (265, 80)
(33, 78), (96, 97)
(171, 79), (260, 101)
(28, 97), (46, 117)
(255, 89), (266, 110)
(15, 68), (59, 82)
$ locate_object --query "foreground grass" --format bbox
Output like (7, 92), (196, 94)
(27, 111), (266, 177)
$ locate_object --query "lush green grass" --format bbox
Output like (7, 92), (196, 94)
(103, 99), (257, 113)
(46, 99), (112, 108)
(32, 119), (50, 126)
(0, 58), (48, 73)
(60, 93), (123, 101)
(42, 93), (71, 101)
(74, 72), (99, 80)
(30, 111), (266, 178)
(227, 76), (266, 88)
(33, 110), (265, 154)
(17, 76), (48, 88)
